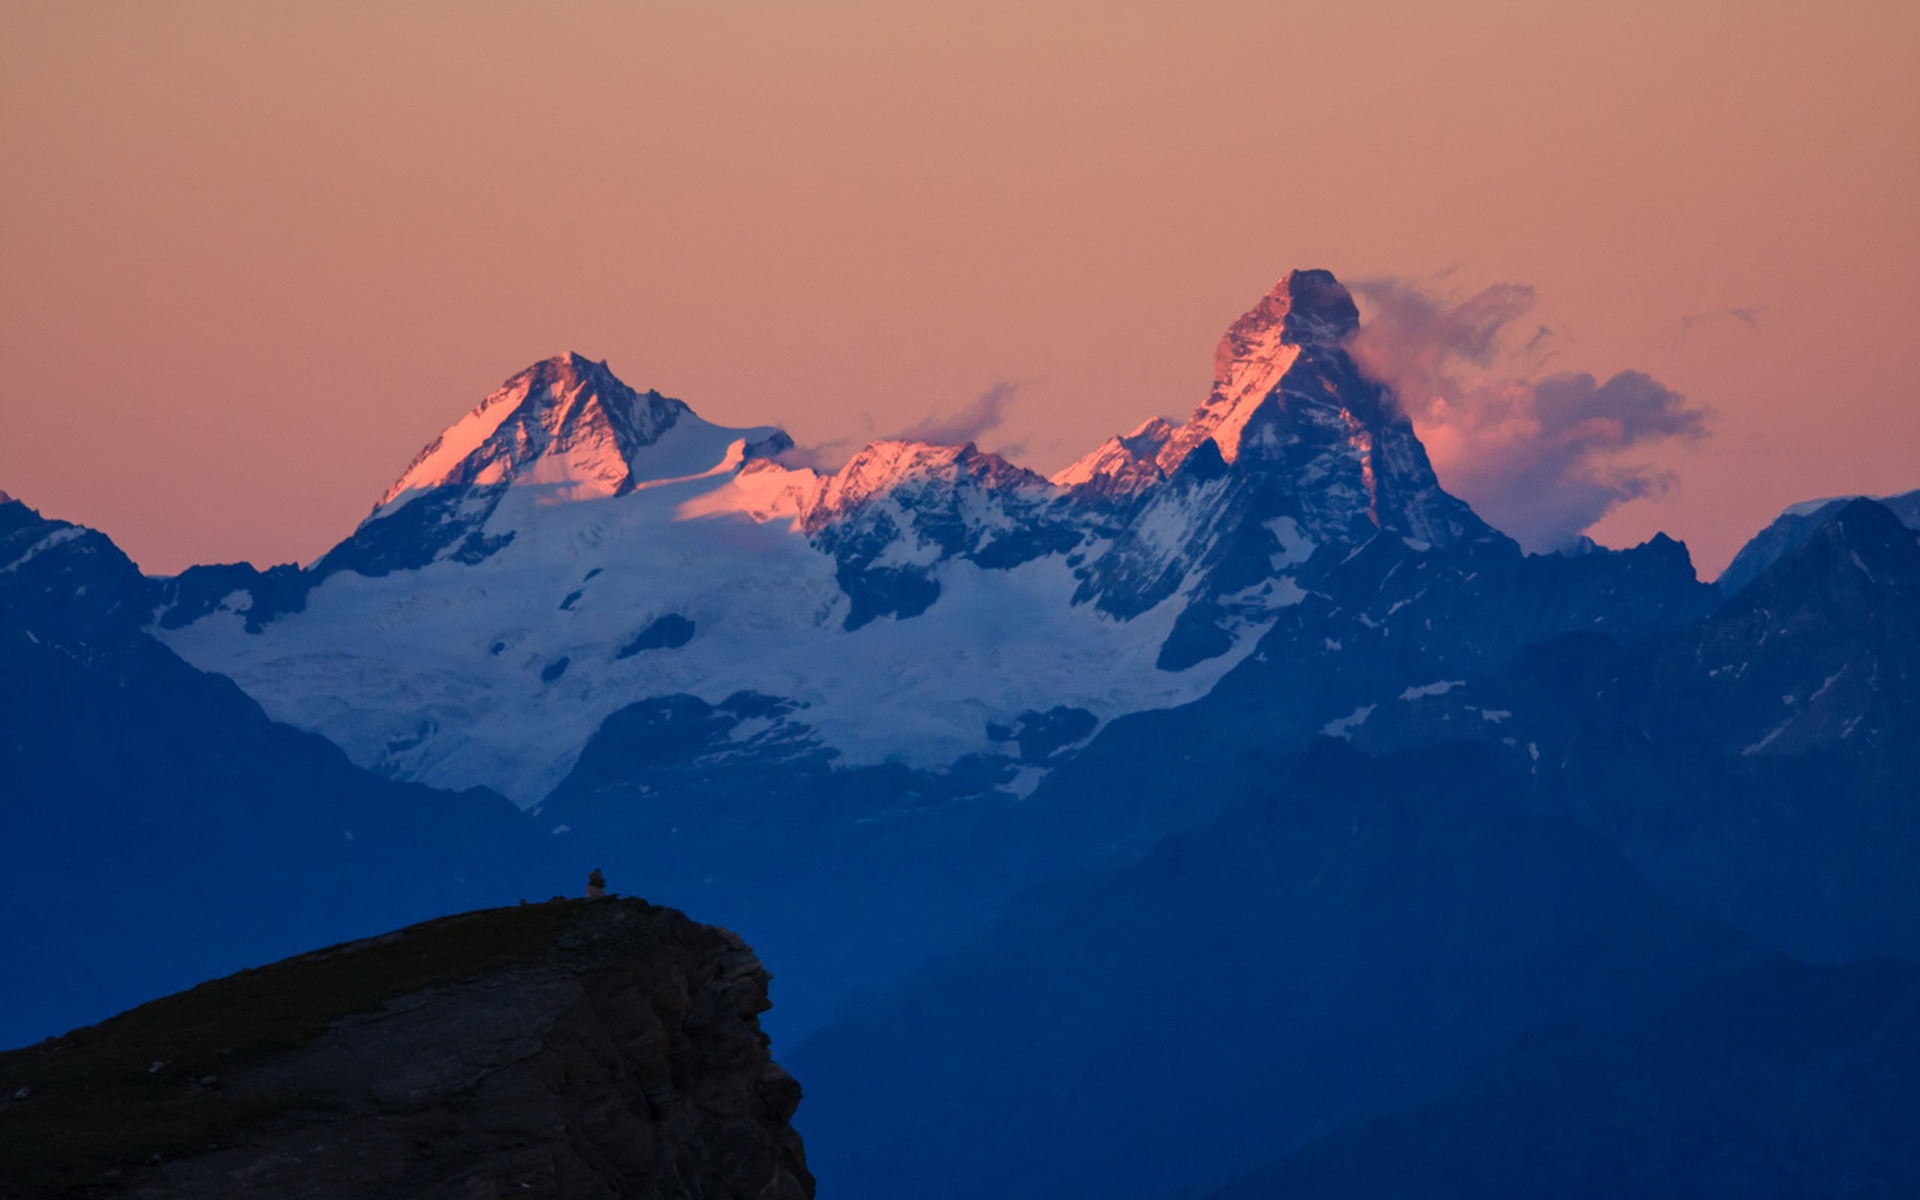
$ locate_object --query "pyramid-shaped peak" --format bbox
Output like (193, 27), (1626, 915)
(371, 354), (790, 517)
(1056, 266), (1485, 547)
(375, 354), (689, 509)
(516, 351), (620, 387)
(1276, 268), (1360, 334)
(1214, 268), (1358, 381)
(1146, 267), (1365, 474)
(479, 352), (678, 419)
(495, 353), (674, 425)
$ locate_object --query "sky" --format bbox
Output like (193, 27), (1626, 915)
(2, 0), (1915, 575)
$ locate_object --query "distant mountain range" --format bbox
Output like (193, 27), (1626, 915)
(4, 268), (1915, 1199)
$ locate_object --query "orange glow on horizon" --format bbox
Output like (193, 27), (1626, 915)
(2, 0), (1916, 576)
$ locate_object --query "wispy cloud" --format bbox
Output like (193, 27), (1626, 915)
(1350, 277), (1712, 552)
(893, 381), (1026, 457)
(1678, 305), (1768, 337)
(777, 380), (1028, 472)
(778, 412), (877, 473)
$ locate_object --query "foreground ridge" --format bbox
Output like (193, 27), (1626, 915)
(0, 898), (813, 1200)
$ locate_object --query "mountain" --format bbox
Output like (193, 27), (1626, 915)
(131, 271), (1766, 1049)
(790, 739), (1752, 1200)
(1717, 486), (1920, 595)
(0, 898), (812, 1200)
(9, 265), (1916, 1199)
(152, 270), (1488, 812)
(153, 270), (1622, 1034)
(786, 496), (1920, 1200)
(0, 495), (560, 1048)
(1337, 497), (1920, 962)
(1198, 957), (1920, 1200)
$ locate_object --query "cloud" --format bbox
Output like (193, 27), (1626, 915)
(777, 412), (877, 472)
(892, 380), (1025, 454)
(777, 381), (1028, 472)
(1349, 277), (1711, 552)
(777, 438), (859, 472)
(1678, 305), (1767, 337)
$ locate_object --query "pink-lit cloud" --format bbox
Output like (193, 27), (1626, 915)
(1350, 278), (1711, 552)
(778, 381), (1027, 472)
(893, 381), (1027, 457)
(778, 412), (876, 473)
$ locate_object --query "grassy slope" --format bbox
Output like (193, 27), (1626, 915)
(0, 898), (662, 1197)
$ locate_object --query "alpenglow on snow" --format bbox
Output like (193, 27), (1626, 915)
(158, 269), (1490, 806)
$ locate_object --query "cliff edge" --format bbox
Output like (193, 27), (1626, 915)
(0, 898), (813, 1199)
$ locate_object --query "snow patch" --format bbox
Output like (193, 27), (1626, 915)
(1264, 516), (1315, 568)
(1742, 719), (1792, 757)
(1003, 766), (1050, 800)
(0, 526), (84, 573)
(1811, 667), (1847, 701)
(380, 387), (520, 509)
(163, 476), (1262, 805)
(1321, 704), (1375, 739)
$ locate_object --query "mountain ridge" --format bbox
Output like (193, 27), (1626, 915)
(151, 267), (1477, 809)
(7, 262), (1918, 1199)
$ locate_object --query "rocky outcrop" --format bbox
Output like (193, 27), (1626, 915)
(0, 899), (812, 1200)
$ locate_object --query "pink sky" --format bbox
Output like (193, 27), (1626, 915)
(3, 0), (1916, 575)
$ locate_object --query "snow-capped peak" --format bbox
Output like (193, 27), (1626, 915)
(1154, 268), (1360, 472)
(807, 440), (1050, 528)
(374, 353), (789, 517)
(1049, 418), (1175, 493)
(1054, 270), (1367, 495)
(1055, 269), (1481, 547)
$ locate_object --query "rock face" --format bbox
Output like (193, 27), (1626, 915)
(0, 900), (812, 1200)
(1717, 486), (1920, 595)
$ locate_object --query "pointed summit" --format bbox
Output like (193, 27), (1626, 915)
(1159, 268), (1362, 470)
(375, 354), (789, 515)
(376, 354), (686, 509)
(1057, 269), (1485, 547)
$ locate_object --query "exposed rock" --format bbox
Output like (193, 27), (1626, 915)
(1717, 486), (1920, 596)
(0, 899), (812, 1200)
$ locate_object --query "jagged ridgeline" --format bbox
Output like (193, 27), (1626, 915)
(4, 268), (1917, 1199)
(152, 270), (1488, 811)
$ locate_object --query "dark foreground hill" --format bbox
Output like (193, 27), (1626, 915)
(0, 898), (813, 1200)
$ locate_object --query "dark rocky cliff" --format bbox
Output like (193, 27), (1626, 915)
(0, 899), (812, 1200)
